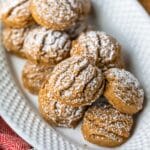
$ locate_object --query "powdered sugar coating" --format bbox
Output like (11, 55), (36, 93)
(39, 85), (86, 128)
(22, 61), (54, 94)
(1, 0), (33, 28)
(30, 0), (91, 30)
(47, 56), (105, 107)
(2, 27), (30, 58)
(23, 26), (71, 64)
(82, 103), (133, 147)
(71, 31), (122, 71)
(105, 68), (144, 111)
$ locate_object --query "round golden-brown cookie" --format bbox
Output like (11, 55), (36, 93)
(23, 26), (71, 65)
(39, 85), (86, 128)
(81, 102), (133, 147)
(30, 0), (91, 30)
(46, 56), (105, 107)
(71, 31), (124, 71)
(104, 68), (144, 115)
(22, 61), (54, 95)
(2, 27), (30, 58)
(1, 0), (33, 28)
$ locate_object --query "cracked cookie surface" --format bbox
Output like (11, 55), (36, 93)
(23, 26), (71, 65)
(39, 84), (86, 128)
(104, 68), (144, 114)
(30, 0), (91, 30)
(71, 31), (124, 71)
(1, 0), (33, 28)
(46, 56), (105, 107)
(81, 101), (133, 147)
(22, 61), (54, 94)
(2, 26), (30, 58)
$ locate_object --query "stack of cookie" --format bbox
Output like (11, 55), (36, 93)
(1, 0), (144, 147)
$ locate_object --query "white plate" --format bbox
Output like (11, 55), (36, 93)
(0, 0), (150, 150)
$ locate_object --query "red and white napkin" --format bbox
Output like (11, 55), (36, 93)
(0, 117), (31, 150)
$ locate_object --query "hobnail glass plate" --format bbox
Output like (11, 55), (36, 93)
(0, 0), (150, 150)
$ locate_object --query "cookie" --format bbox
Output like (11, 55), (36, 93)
(23, 26), (71, 65)
(30, 0), (91, 30)
(104, 68), (144, 114)
(1, 0), (33, 28)
(39, 85), (86, 128)
(81, 102), (133, 147)
(71, 31), (124, 71)
(2, 27), (30, 58)
(46, 56), (105, 107)
(139, 0), (150, 14)
(22, 61), (54, 95)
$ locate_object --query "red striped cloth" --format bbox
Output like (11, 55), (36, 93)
(0, 117), (31, 150)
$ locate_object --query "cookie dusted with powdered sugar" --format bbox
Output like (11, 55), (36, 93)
(1, 0), (33, 28)
(22, 61), (54, 95)
(39, 85), (86, 128)
(30, 0), (91, 30)
(104, 68), (144, 114)
(46, 56), (105, 107)
(71, 31), (124, 71)
(2, 27), (30, 58)
(81, 101), (133, 147)
(23, 26), (71, 65)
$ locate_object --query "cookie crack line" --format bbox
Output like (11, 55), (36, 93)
(88, 106), (132, 125)
(21, 28), (29, 51)
(81, 69), (101, 101)
(5, 0), (28, 18)
(61, 38), (69, 51)
(92, 79), (105, 99)
(65, 0), (74, 11)
(40, 33), (49, 52)
(87, 115), (131, 136)
(53, 57), (88, 87)
(86, 119), (128, 141)
(59, 62), (89, 94)
(96, 33), (102, 64)
(90, 131), (124, 142)
(49, 31), (62, 47)
(52, 63), (72, 86)
(81, 68), (97, 96)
